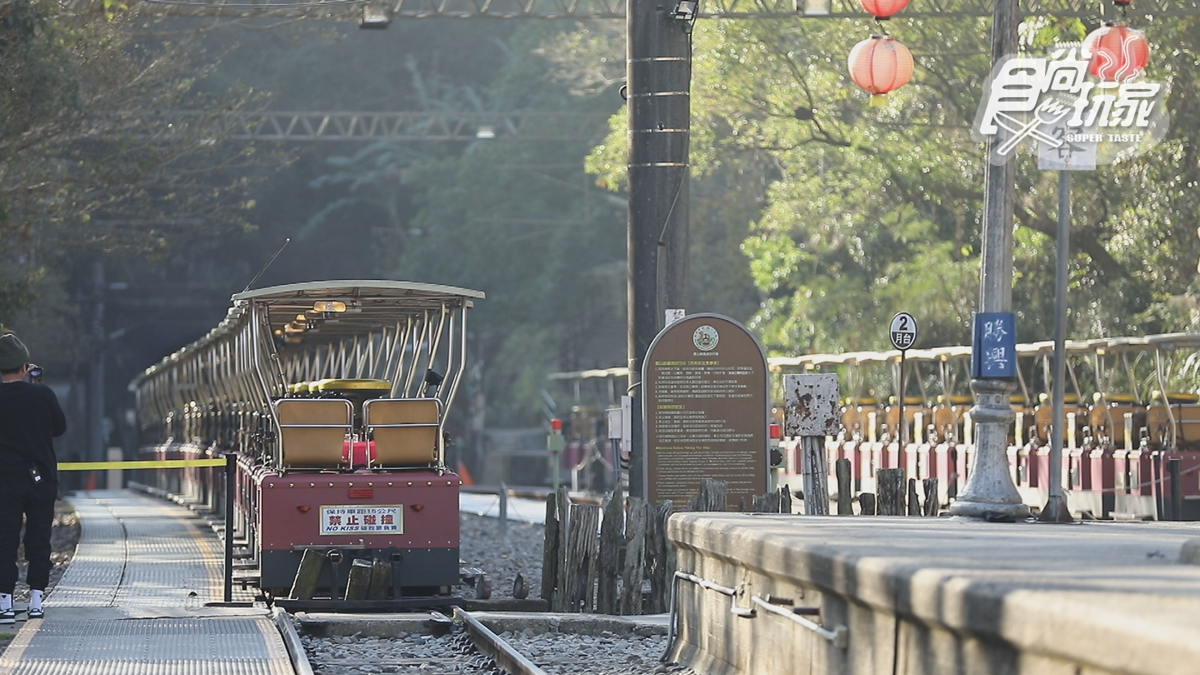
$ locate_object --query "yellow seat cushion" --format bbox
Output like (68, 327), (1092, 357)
(364, 398), (440, 466)
(275, 399), (352, 468)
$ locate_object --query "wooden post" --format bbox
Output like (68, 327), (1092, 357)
(907, 477), (922, 516)
(565, 504), (601, 612)
(876, 468), (905, 515)
(859, 492), (876, 515)
(343, 559), (374, 601)
(553, 487), (572, 612)
(835, 458), (853, 515)
(367, 559), (390, 600)
(802, 436), (830, 515)
(619, 498), (647, 615)
(646, 500), (673, 613)
(597, 488), (624, 614)
(288, 548), (324, 600)
(922, 477), (940, 516)
(698, 478), (727, 511)
(541, 493), (560, 606)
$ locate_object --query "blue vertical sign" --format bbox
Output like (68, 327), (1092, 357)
(972, 312), (1016, 379)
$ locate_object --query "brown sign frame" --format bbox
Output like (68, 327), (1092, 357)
(642, 313), (769, 510)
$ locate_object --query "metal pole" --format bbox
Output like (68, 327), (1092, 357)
(499, 481), (509, 535)
(1168, 457), (1182, 521)
(898, 350), (907, 454)
(1154, 453), (1165, 520)
(1038, 170), (1073, 522)
(223, 452), (236, 603)
(950, 0), (1030, 520)
(627, 0), (691, 498)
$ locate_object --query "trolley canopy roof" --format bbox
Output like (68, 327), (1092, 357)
(133, 280), (484, 386)
(233, 279), (483, 346)
(230, 279), (485, 304)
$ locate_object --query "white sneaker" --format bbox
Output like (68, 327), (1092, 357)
(0, 609), (14, 625)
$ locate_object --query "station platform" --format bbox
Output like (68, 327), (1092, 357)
(0, 491), (295, 675)
(460, 489), (548, 523)
(666, 514), (1200, 675)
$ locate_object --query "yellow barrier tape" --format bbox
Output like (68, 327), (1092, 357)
(58, 459), (229, 471)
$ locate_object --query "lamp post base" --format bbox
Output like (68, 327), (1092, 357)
(1036, 493), (1074, 523)
(949, 378), (1030, 521)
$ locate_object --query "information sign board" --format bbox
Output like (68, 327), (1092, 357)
(783, 374), (840, 437)
(643, 314), (768, 510)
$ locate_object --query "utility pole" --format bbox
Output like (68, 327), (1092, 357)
(626, 0), (692, 497)
(950, 0), (1030, 520)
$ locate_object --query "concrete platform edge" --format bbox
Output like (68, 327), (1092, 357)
(668, 513), (1200, 675)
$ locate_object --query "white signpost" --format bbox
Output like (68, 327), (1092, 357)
(889, 312), (917, 351)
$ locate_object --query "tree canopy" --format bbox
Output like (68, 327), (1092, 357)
(0, 0), (273, 367)
(586, 12), (1200, 359)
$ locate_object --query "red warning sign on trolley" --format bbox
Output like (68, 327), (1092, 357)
(889, 312), (918, 351)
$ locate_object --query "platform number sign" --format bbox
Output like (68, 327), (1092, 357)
(889, 312), (918, 351)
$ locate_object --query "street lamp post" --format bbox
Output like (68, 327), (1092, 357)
(949, 0), (1030, 520)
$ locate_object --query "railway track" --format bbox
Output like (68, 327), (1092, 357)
(295, 605), (677, 675)
(298, 606), (550, 675)
(453, 607), (548, 675)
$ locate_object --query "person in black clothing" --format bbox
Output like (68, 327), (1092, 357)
(0, 332), (66, 623)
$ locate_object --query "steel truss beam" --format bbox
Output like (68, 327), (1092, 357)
(73, 0), (1200, 20)
(207, 111), (610, 141)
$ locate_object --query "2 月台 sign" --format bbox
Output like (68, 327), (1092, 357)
(889, 312), (918, 351)
(642, 314), (769, 510)
(972, 45), (1169, 169)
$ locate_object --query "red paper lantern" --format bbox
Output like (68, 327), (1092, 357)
(858, 0), (909, 18)
(1082, 23), (1149, 82)
(848, 35), (914, 104)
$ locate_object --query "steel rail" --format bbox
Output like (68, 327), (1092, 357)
(273, 607), (318, 675)
(453, 606), (549, 675)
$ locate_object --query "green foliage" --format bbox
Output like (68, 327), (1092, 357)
(380, 23), (628, 425)
(0, 1), (280, 384)
(582, 10), (1200, 362)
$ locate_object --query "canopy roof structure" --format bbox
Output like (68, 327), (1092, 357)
(133, 280), (484, 387)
